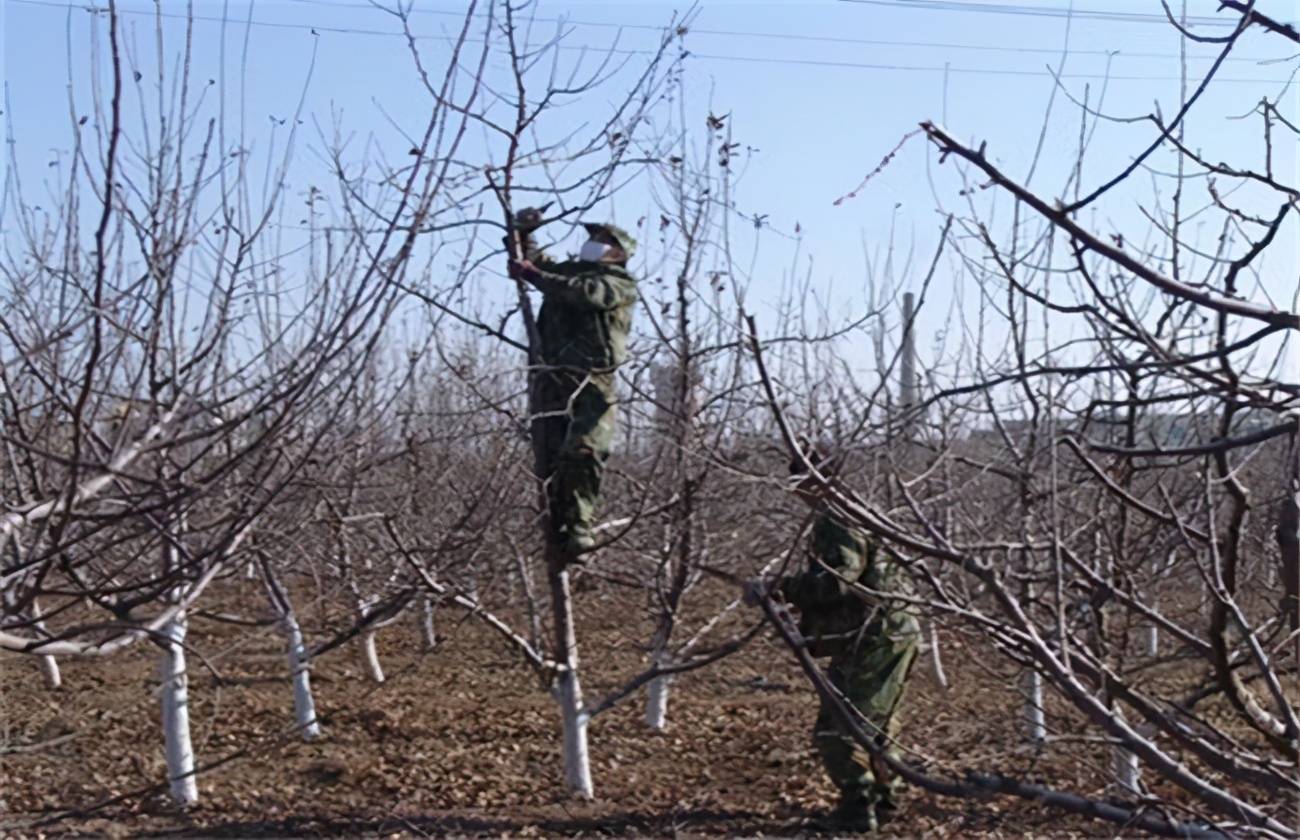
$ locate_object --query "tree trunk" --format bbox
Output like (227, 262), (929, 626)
(358, 629), (384, 684)
(159, 613), (198, 805)
(31, 600), (60, 689)
(283, 613), (321, 740)
(556, 668), (592, 797)
(1112, 742), (1142, 796)
(927, 622), (949, 690)
(420, 596), (438, 650)
(1022, 668), (1046, 743)
(38, 653), (61, 690)
(645, 673), (671, 731)
(548, 555), (593, 798)
(1142, 622), (1159, 657)
(1110, 709), (1143, 796)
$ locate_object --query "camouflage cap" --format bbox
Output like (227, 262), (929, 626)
(582, 221), (637, 259)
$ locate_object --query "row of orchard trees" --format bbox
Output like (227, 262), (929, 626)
(3, 1), (1299, 836)
(754, 3), (1300, 834)
(0, 0), (789, 810)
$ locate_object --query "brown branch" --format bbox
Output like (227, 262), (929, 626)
(922, 122), (1300, 330)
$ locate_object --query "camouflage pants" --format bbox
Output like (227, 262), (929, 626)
(531, 369), (618, 547)
(813, 594), (920, 811)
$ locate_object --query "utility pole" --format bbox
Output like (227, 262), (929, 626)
(901, 292), (918, 423)
(894, 291), (921, 486)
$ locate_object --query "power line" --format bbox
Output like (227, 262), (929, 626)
(837, 0), (1247, 27)
(282, 0), (1246, 28)
(278, 0), (1284, 63)
(683, 51), (1288, 83)
(11, 0), (1294, 85)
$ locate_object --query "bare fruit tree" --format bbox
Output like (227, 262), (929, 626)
(743, 3), (1300, 835)
(0, 0), (481, 803)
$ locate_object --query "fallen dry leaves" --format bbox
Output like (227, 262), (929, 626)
(0, 580), (1113, 838)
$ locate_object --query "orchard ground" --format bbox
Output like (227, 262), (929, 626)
(3, 577), (1156, 838)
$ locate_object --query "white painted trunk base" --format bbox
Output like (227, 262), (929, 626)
(420, 597), (437, 650)
(927, 622), (949, 690)
(359, 631), (384, 683)
(1142, 623), (1159, 657)
(1110, 708), (1143, 795)
(1022, 669), (1046, 743)
(1112, 745), (1142, 795)
(38, 654), (61, 689)
(556, 672), (593, 798)
(283, 615), (321, 740)
(159, 615), (198, 806)
(28, 602), (61, 689)
(644, 675), (670, 731)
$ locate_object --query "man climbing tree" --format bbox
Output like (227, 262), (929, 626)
(507, 209), (639, 559)
(753, 440), (921, 831)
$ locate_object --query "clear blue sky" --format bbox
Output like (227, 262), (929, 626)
(3, 0), (1296, 376)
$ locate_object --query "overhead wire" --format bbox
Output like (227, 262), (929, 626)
(836, 0), (1247, 27)
(277, 0), (1282, 63)
(10, 0), (1295, 84)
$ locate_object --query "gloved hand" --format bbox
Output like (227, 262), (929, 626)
(506, 206), (549, 259)
(513, 204), (549, 232)
(507, 259), (538, 281)
(741, 577), (768, 607)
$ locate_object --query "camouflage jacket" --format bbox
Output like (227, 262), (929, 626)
(781, 508), (886, 657)
(520, 233), (638, 374)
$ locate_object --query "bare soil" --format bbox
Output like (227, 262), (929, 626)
(1, 579), (1119, 838)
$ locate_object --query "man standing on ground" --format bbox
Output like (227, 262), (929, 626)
(506, 210), (639, 560)
(758, 441), (921, 831)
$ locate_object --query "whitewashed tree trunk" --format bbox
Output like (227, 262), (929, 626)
(927, 621), (949, 690)
(1112, 741), (1142, 796)
(420, 596), (437, 650)
(644, 673), (670, 731)
(159, 613), (198, 806)
(354, 596), (385, 683)
(283, 613), (321, 740)
(262, 566), (322, 739)
(1142, 622), (1159, 657)
(4, 561), (62, 691)
(1110, 708), (1143, 796)
(556, 670), (593, 797)
(31, 600), (60, 689)
(359, 629), (384, 683)
(547, 562), (593, 798)
(1022, 668), (1046, 743)
(38, 652), (61, 690)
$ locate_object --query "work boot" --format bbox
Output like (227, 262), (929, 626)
(873, 795), (900, 828)
(866, 779), (902, 826)
(821, 790), (880, 832)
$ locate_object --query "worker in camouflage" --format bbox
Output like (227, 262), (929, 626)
(507, 209), (639, 559)
(777, 442), (921, 831)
